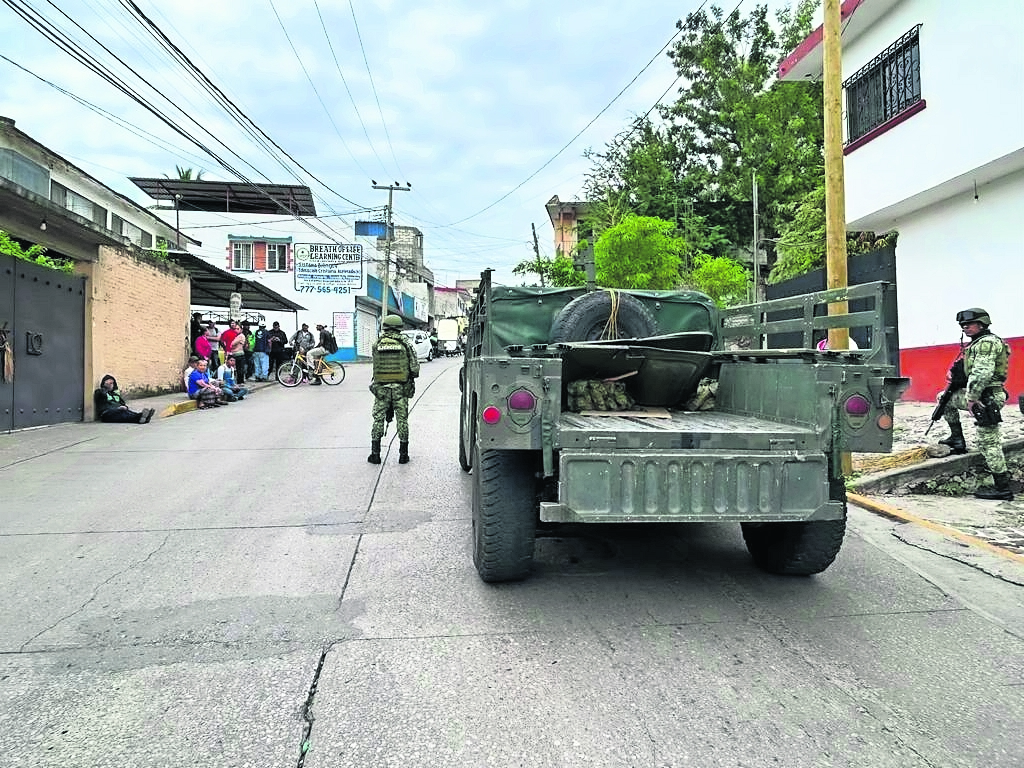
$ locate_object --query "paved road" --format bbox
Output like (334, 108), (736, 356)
(1, 360), (1022, 767)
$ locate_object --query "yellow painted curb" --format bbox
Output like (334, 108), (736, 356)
(848, 491), (1024, 566)
(160, 400), (197, 418)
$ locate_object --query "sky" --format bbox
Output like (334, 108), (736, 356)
(0, 0), (791, 287)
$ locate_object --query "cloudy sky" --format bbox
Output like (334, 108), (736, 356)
(0, 0), (790, 286)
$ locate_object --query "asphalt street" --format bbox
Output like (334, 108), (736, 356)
(1, 360), (1022, 768)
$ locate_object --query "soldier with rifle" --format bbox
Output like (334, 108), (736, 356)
(929, 308), (1013, 500)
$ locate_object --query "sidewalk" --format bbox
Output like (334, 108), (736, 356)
(138, 378), (279, 418)
(850, 400), (1024, 577)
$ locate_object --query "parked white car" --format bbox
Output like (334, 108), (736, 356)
(401, 329), (433, 361)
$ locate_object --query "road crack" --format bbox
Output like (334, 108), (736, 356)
(17, 532), (172, 652)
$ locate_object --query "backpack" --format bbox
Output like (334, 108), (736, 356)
(324, 332), (338, 354)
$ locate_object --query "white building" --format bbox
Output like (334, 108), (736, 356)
(779, 0), (1024, 401)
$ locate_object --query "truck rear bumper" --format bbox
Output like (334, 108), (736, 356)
(539, 449), (842, 524)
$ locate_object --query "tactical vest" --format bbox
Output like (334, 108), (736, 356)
(373, 333), (411, 383)
(965, 331), (1010, 385)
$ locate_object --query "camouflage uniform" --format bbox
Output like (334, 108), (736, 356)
(943, 330), (1010, 473)
(368, 323), (419, 462)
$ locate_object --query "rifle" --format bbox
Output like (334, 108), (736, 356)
(925, 358), (967, 436)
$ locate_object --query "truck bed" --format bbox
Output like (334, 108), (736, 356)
(556, 410), (820, 452)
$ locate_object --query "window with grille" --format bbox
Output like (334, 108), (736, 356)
(266, 243), (287, 271)
(232, 241), (254, 271)
(845, 25), (922, 144)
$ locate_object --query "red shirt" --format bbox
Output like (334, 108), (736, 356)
(195, 334), (212, 358)
(220, 328), (240, 354)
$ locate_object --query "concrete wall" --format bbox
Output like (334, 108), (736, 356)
(77, 245), (190, 416)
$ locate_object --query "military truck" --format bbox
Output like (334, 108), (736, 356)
(458, 269), (908, 582)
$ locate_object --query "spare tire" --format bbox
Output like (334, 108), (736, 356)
(550, 290), (658, 343)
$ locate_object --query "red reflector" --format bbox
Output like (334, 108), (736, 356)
(877, 413), (893, 430)
(481, 406), (502, 425)
(508, 389), (536, 411)
(845, 394), (871, 416)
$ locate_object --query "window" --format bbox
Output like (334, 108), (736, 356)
(52, 182), (108, 227)
(108, 213), (151, 247)
(232, 241), (254, 271)
(845, 25), (922, 144)
(0, 149), (49, 196)
(267, 243), (287, 271)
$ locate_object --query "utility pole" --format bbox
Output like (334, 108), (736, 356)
(823, 0), (849, 352)
(751, 172), (759, 303)
(371, 182), (411, 324)
(823, 0), (852, 477)
(531, 222), (545, 287)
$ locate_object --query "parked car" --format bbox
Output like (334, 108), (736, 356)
(401, 329), (433, 361)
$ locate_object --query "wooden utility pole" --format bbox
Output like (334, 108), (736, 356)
(823, 0), (849, 352)
(530, 223), (545, 287)
(823, 0), (852, 476)
(371, 182), (411, 324)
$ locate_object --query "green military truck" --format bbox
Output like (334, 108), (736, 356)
(458, 269), (908, 582)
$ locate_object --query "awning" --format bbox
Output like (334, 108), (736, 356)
(167, 252), (306, 312)
(129, 178), (317, 217)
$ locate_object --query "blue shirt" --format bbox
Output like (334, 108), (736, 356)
(187, 369), (209, 397)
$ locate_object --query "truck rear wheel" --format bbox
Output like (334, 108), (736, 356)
(550, 290), (658, 343)
(472, 447), (537, 582)
(740, 516), (846, 575)
(458, 398), (472, 472)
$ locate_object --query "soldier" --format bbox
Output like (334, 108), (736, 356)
(368, 314), (420, 465)
(939, 308), (1013, 500)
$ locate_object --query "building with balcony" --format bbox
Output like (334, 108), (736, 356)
(779, 0), (1024, 401)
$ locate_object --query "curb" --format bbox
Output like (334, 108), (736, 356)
(851, 436), (1024, 495)
(848, 491), (1024, 566)
(156, 380), (279, 419)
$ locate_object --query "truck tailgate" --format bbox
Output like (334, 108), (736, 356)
(556, 410), (819, 451)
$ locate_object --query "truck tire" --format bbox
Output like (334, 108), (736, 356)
(458, 397), (472, 472)
(550, 290), (658, 343)
(741, 479), (847, 576)
(472, 447), (537, 582)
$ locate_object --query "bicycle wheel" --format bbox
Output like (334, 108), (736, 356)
(321, 362), (346, 385)
(276, 360), (304, 387)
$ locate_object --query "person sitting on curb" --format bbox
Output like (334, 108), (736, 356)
(187, 359), (228, 409)
(216, 356), (249, 401)
(94, 374), (154, 424)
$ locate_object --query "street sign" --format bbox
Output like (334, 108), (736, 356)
(355, 221), (390, 238)
(293, 243), (363, 294)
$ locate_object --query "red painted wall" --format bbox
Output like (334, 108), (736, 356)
(900, 336), (1024, 403)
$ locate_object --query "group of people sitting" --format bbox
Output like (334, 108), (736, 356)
(183, 355), (249, 409)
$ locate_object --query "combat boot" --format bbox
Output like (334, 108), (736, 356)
(367, 439), (381, 464)
(938, 423), (967, 455)
(974, 472), (1014, 501)
(398, 441), (410, 464)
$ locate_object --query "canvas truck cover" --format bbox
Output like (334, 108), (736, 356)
(481, 284), (719, 352)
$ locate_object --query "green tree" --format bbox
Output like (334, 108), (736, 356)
(168, 165), (205, 180)
(594, 215), (684, 290)
(512, 253), (585, 287)
(0, 229), (73, 273)
(665, 1), (823, 247)
(685, 254), (750, 306)
(768, 180), (899, 284)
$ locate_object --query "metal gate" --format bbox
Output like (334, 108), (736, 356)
(356, 307), (377, 359)
(0, 253), (86, 430)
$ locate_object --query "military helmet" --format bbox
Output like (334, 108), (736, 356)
(956, 308), (991, 327)
(382, 314), (404, 328)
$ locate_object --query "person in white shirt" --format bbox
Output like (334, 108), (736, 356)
(215, 356), (248, 401)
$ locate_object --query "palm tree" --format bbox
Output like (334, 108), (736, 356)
(167, 165), (205, 181)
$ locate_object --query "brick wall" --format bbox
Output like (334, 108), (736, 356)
(77, 245), (190, 415)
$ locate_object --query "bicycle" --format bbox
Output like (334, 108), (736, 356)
(276, 351), (346, 387)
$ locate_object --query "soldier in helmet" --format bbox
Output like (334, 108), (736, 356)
(367, 314), (420, 465)
(938, 308), (1013, 500)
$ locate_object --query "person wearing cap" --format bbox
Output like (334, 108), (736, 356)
(367, 314), (419, 464)
(939, 308), (1013, 500)
(290, 323), (314, 356)
(267, 321), (288, 376)
(252, 322), (270, 381)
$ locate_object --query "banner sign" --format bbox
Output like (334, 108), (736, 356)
(355, 221), (389, 238)
(332, 312), (355, 347)
(293, 243), (363, 294)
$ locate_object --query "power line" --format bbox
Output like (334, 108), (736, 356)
(444, 13), (696, 227)
(347, 0), (406, 179)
